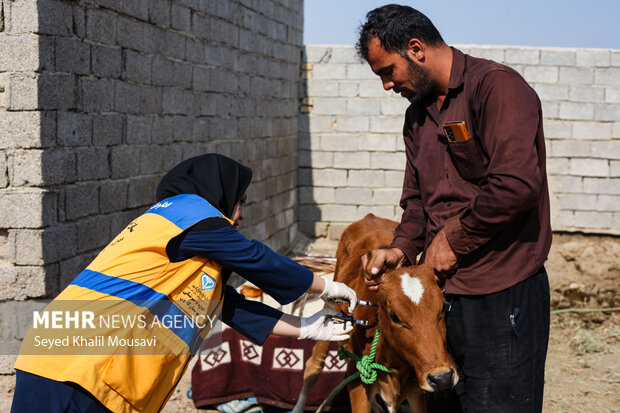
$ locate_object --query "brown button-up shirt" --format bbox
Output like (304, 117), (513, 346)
(390, 48), (552, 295)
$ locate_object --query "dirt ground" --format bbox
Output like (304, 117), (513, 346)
(0, 233), (617, 413)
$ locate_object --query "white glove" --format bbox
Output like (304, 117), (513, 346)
(319, 278), (358, 311)
(299, 308), (354, 341)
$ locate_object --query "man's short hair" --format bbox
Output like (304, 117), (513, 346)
(357, 4), (445, 61)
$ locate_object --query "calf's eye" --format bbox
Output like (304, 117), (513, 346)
(390, 312), (403, 326)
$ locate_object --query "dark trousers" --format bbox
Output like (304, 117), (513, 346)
(11, 370), (111, 413)
(428, 268), (550, 413)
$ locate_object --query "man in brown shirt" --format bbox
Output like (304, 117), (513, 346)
(357, 5), (551, 412)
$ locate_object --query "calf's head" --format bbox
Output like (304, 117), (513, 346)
(375, 264), (458, 392)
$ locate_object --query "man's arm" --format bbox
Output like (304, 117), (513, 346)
(443, 70), (543, 256)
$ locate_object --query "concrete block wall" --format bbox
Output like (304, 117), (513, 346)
(299, 45), (620, 239)
(0, 0), (302, 369)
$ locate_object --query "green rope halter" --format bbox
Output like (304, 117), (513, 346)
(315, 328), (392, 412)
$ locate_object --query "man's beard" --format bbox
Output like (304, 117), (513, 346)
(398, 56), (439, 105)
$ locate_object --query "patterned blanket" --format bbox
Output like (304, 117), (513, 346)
(191, 324), (349, 411)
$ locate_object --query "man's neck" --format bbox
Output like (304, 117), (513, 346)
(432, 45), (454, 110)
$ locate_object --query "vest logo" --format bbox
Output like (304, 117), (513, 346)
(201, 273), (216, 291)
(149, 201), (172, 211)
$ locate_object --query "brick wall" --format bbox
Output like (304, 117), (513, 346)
(299, 45), (620, 239)
(0, 0), (302, 372)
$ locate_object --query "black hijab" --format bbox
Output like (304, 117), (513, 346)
(156, 154), (252, 218)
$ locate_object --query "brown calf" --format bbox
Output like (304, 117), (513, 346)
(293, 214), (458, 412)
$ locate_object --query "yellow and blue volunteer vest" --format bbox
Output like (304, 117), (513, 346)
(15, 194), (233, 413)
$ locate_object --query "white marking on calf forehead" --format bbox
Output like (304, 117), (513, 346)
(400, 273), (424, 305)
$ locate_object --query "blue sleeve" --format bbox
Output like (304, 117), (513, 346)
(176, 225), (314, 305)
(220, 286), (283, 345)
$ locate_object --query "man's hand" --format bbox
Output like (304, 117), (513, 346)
(425, 228), (457, 279)
(361, 248), (406, 291)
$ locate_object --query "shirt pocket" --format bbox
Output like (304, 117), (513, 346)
(446, 138), (489, 182)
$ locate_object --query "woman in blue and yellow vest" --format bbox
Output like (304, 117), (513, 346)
(12, 154), (358, 413)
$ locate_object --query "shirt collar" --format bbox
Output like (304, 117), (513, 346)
(448, 47), (465, 91)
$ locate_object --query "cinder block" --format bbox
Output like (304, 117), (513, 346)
(597, 195), (620, 212)
(114, 80), (141, 113)
(153, 57), (175, 87)
(547, 175), (583, 194)
(173, 61), (193, 89)
(15, 224), (77, 265)
(606, 87), (620, 103)
(559, 102), (594, 120)
(139, 86), (162, 114)
(546, 158), (569, 175)
(92, 114), (123, 146)
(381, 98), (409, 115)
(356, 205), (397, 221)
(559, 67), (594, 84)
(369, 116), (405, 133)
(611, 161), (620, 177)
(466, 46), (505, 62)
(558, 194), (597, 211)
(329, 46), (358, 63)
(304, 45), (331, 63)
(171, 3), (191, 31)
(0, 188), (57, 228)
(524, 66), (558, 83)
(612, 51), (620, 67)
(310, 98), (347, 115)
(334, 151), (370, 169)
(162, 88), (196, 115)
(64, 183), (99, 221)
(126, 115), (152, 144)
(594, 105), (620, 122)
(370, 152), (406, 170)
(76, 147), (110, 180)
(7, 73), (37, 110)
(385, 171), (405, 187)
(11, 149), (76, 186)
(572, 211), (612, 229)
(55, 37), (90, 75)
(358, 134), (397, 152)
(127, 175), (158, 208)
(110, 146), (141, 179)
(312, 64), (347, 80)
(550, 140), (591, 157)
(148, 0), (171, 26)
(86, 8), (118, 45)
(0, 265), (47, 300)
(99, 180), (128, 214)
(0, 111), (46, 149)
(583, 177), (620, 195)
(138, 146), (165, 174)
(116, 16), (147, 51)
(77, 215), (110, 254)
(591, 141), (620, 160)
(576, 50), (610, 67)
(298, 150), (333, 168)
(319, 134), (358, 151)
(57, 112), (92, 147)
(569, 85), (605, 102)
(124, 50), (152, 84)
(348, 170), (384, 187)
(92, 45), (122, 79)
(119, 0), (149, 20)
(310, 169), (347, 187)
(80, 78), (114, 112)
(0, 34), (40, 71)
(335, 115), (369, 132)
(543, 120), (573, 139)
(541, 101), (559, 118)
(596, 68), (620, 85)
(572, 122), (612, 140)
(186, 38), (205, 64)
(569, 158), (609, 177)
(320, 204), (353, 221)
(533, 84), (569, 101)
(334, 188), (373, 205)
(504, 48), (539, 65)
(540, 49), (576, 66)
